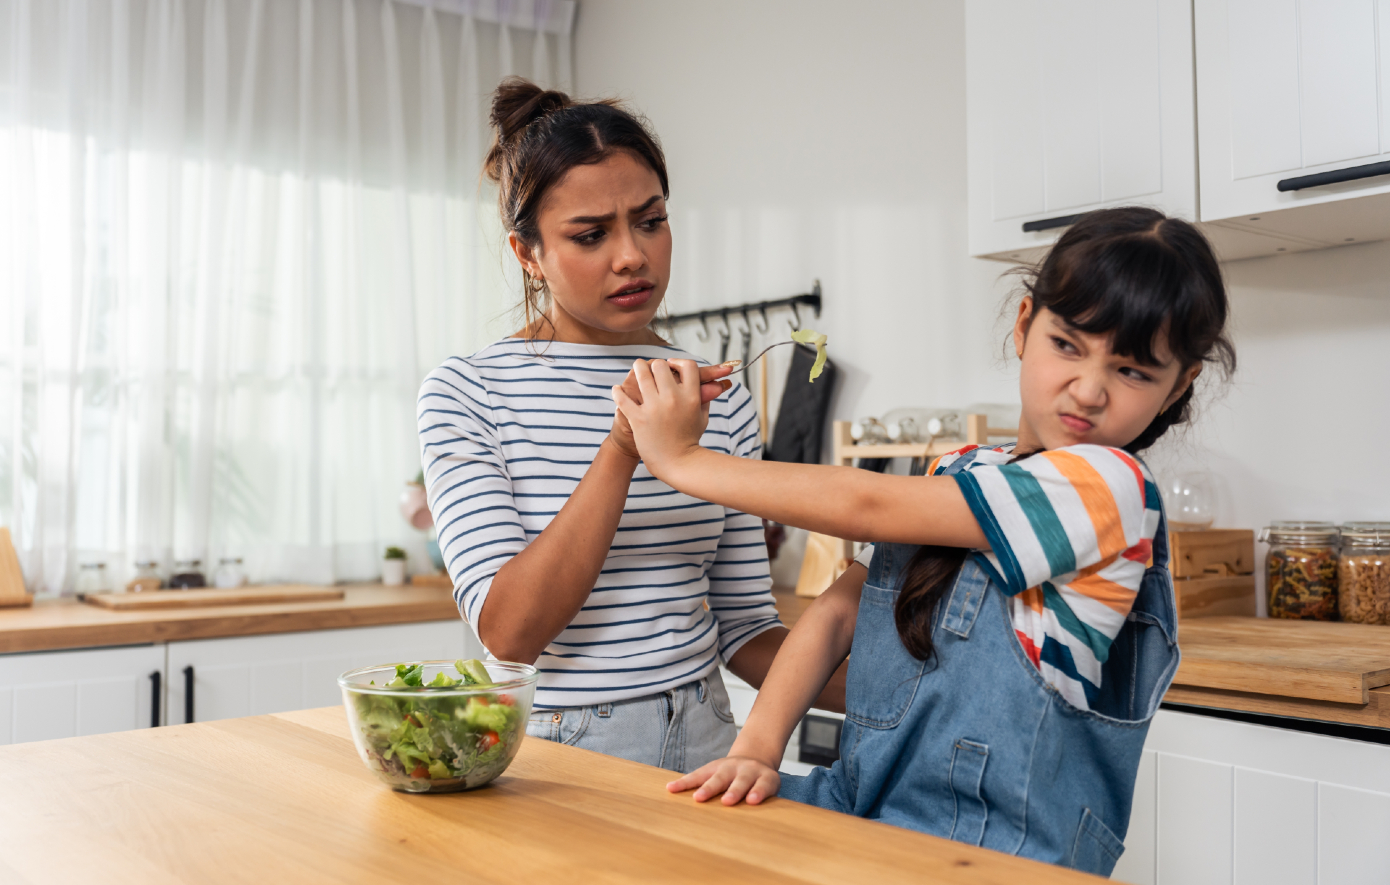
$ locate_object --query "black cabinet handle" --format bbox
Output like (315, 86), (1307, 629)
(1021, 212), (1086, 233)
(149, 670), (162, 728)
(183, 665), (195, 724)
(1278, 160), (1390, 192)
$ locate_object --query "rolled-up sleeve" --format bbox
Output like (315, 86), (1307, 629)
(705, 384), (782, 662)
(417, 359), (525, 627)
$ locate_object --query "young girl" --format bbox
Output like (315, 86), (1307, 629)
(611, 207), (1235, 876)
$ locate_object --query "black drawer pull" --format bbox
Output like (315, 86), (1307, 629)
(1277, 160), (1390, 192)
(1021, 212), (1086, 233)
(149, 670), (161, 728)
(183, 665), (195, 724)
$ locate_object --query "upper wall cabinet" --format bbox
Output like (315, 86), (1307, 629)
(1195, 0), (1390, 250)
(967, 0), (1197, 260)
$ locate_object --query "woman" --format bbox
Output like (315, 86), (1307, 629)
(417, 78), (843, 772)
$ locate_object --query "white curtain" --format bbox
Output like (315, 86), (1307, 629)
(0, 0), (574, 595)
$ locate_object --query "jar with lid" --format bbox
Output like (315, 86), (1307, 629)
(127, 561), (162, 593)
(213, 557), (248, 590)
(1337, 522), (1390, 625)
(168, 559), (207, 589)
(1260, 521), (1339, 620)
(74, 563), (110, 595)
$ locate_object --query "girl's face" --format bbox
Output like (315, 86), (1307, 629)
(1012, 297), (1201, 452)
(510, 150), (671, 345)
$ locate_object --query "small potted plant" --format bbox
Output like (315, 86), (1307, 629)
(382, 546), (407, 586)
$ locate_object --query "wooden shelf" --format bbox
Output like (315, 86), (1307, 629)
(813, 414), (1019, 566)
(831, 414), (1017, 468)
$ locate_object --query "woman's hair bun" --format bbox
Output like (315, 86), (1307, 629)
(489, 76), (571, 150)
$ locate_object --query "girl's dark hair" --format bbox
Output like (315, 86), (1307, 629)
(894, 206), (1236, 661)
(484, 77), (669, 339)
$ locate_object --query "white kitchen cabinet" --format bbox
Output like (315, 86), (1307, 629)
(0, 644), (166, 745)
(1194, 0), (1390, 251)
(967, 0), (1197, 260)
(1111, 709), (1390, 885)
(166, 620), (479, 725)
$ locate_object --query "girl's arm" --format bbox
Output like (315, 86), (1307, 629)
(668, 563), (866, 805)
(614, 360), (989, 549)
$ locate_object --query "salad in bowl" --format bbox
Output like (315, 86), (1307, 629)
(338, 659), (537, 793)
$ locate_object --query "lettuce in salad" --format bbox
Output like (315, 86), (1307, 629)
(353, 659), (523, 789)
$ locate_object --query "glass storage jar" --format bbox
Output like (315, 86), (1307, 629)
(168, 559), (207, 589)
(127, 561), (162, 593)
(1337, 522), (1390, 625)
(213, 557), (248, 589)
(1261, 521), (1339, 620)
(74, 562), (110, 595)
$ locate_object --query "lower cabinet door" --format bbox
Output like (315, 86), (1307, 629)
(0, 644), (167, 744)
(166, 620), (479, 724)
(1113, 709), (1390, 885)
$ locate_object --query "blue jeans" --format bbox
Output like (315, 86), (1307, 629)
(524, 671), (738, 773)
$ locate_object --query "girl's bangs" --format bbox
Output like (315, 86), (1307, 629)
(1041, 237), (1193, 368)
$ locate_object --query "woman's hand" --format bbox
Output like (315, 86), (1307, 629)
(609, 362), (732, 461)
(666, 754), (782, 806)
(611, 359), (712, 473)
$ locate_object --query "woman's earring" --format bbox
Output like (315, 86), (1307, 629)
(529, 274), (546, 293)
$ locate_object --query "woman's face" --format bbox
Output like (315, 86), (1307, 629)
(1012, 297), (1200, 452)
(511, 150), (671, 345)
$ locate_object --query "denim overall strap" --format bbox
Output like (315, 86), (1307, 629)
(940, 558), (991, 639)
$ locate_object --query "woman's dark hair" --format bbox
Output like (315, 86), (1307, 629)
(894, 206), (1236, 662)
(484, 77), (669, 338)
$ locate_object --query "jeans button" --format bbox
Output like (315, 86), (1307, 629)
(552, 712), (563, 723)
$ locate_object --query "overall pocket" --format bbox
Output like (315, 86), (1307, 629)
(1069, 808), (1126, 876)
(844, 583), (927, 729)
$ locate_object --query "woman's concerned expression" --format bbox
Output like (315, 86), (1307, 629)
(510, 150), (671, 345)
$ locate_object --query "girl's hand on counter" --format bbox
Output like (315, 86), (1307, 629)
(609, 362), (732, 461)
(666, 754), (782, 806)
(612, 359), (711, 476)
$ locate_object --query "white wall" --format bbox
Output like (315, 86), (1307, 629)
(575, 1), (1390, 579)
(575, 0), (1016, 431)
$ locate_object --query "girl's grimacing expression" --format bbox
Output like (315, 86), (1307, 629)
(1014, 296), (1201, 453)
(510, 150), (671, 344)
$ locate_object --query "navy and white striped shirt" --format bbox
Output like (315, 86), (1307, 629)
(417, 339), (781, 709)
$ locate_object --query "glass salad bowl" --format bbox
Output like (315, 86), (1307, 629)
(338, 659), (538, 793)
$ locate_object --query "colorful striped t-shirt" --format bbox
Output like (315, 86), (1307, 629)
(859, 443), (1161, 711)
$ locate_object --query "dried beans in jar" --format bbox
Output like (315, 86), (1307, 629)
(1338, 522), (1390, 625)
(1261, 521), (1339, 620)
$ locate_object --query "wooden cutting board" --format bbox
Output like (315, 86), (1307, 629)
(1175, 616), (1390, 704)
(82, 584), (345, 611)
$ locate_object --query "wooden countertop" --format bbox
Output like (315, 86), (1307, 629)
(1168, 616), (1390, 730)
(0, 705), (1102, 884)
(0, 583), (459, 654)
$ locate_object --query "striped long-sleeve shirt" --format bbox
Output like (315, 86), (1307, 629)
(417, 339), (782, 709)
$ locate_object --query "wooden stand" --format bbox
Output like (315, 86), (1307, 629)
(0, 528), (32, 609)
(1168, 528), (1257, 618)
(794, 414), (1017, 598)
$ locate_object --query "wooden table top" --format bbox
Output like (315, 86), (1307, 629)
(0, 584), (459, 654)
(0, 706), (1102, 884)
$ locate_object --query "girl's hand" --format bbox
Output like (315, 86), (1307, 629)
(666, 755), (782, 806)
(609, 363), (733, 461)
(611, 359), (710, 474)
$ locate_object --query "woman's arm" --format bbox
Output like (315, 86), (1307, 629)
(478, 436), (642, 663)
(614, 359), (988, 549)
(669, 563), (866, 805)
(479, 363), (735, 664)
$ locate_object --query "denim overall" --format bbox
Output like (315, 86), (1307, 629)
(780, 459), (1180, 877)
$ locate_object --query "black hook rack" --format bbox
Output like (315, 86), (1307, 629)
(657, 280), (822, 332)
